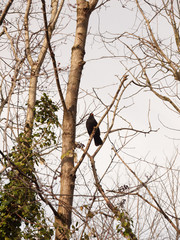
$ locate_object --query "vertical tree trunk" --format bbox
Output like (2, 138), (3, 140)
(24, 67), (38, 138)
(24, 0), (63, 137)
(55, 1), (98, 239)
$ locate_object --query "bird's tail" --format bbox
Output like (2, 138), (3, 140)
(94, 136), (103, 146)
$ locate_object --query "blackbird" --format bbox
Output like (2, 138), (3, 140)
(86, 113), (103, 146)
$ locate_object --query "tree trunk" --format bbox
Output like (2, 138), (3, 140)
(24, 67), (38, 137)
(24, 0), (64, 137)
(55, 1), (98, 239)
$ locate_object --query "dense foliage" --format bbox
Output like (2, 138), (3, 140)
(0, 94), (59, 239)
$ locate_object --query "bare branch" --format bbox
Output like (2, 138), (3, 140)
(24, 0), (34, 66)
(112, 147), (180, 234)
(71, 75), (128, 176)
(0, 0), (14, 26)
(41, 0), (67, 111)
(89, 0), (99, 12)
